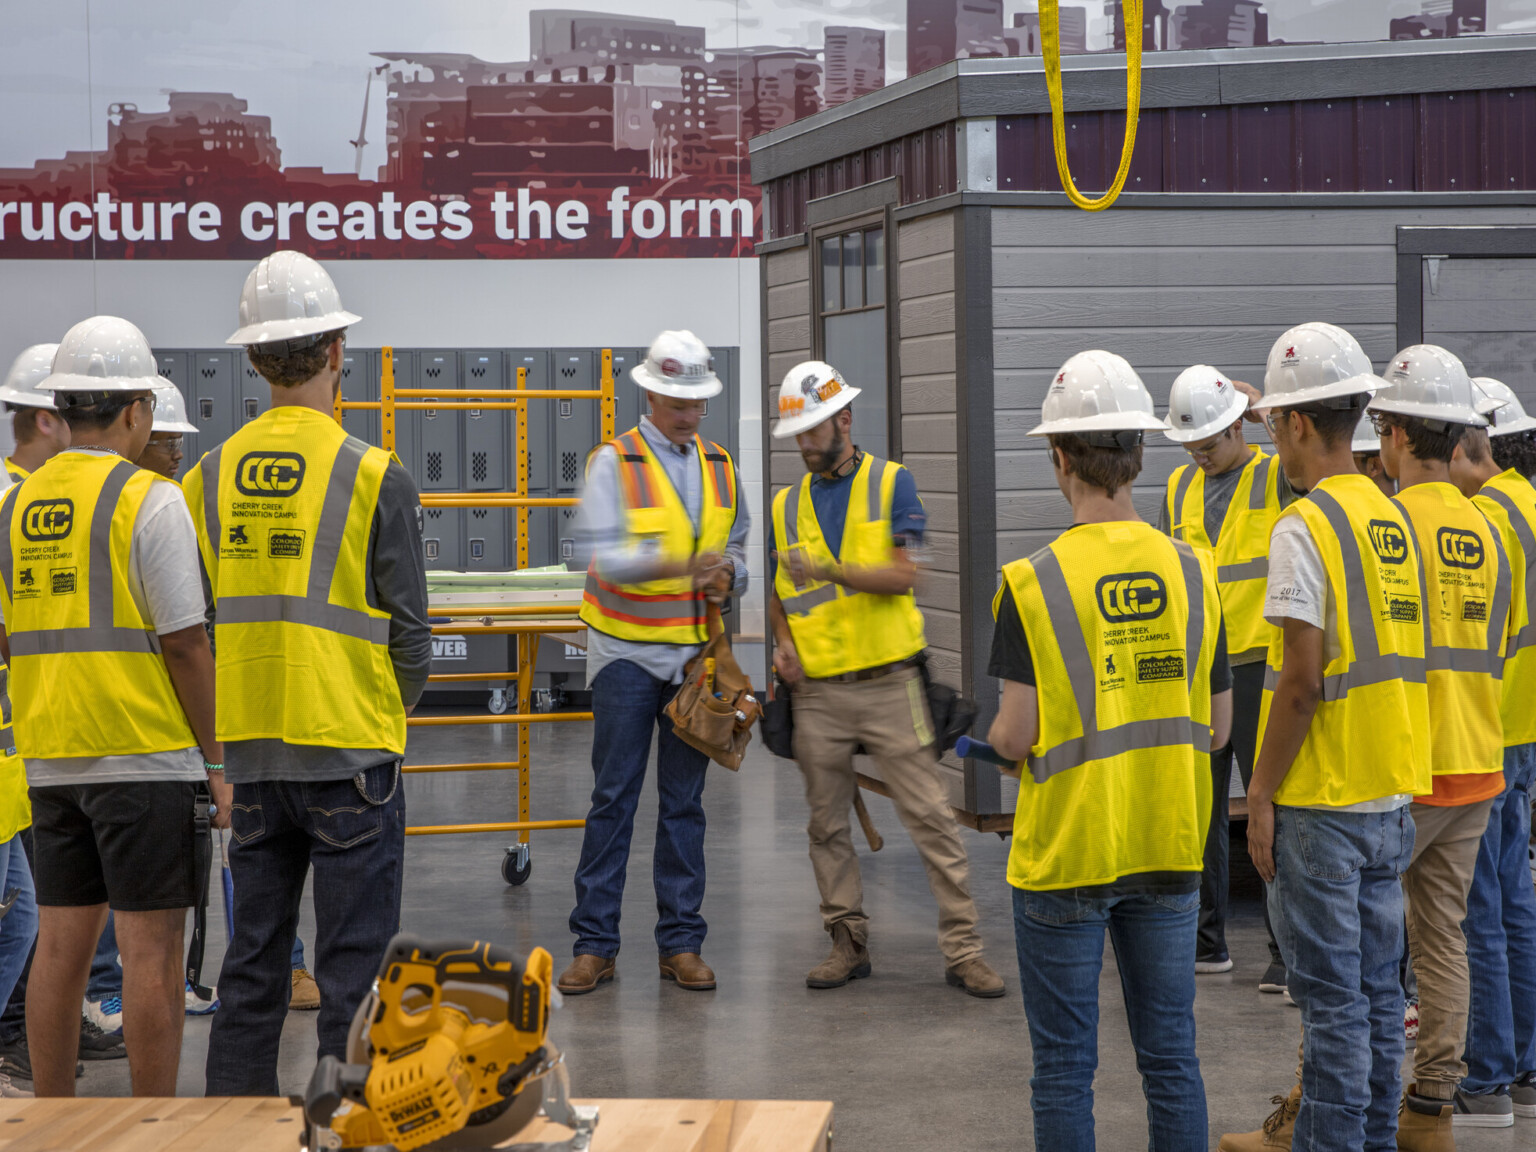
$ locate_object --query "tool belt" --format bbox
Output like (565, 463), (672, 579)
(664, 603), (761, 771)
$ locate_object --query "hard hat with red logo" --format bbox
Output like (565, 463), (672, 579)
(1253, 322), (1383, 410)
(0, 344), (62, 410)
(630, 330), (722, 400)
(1367, 344), (1486, 428)
(1472, 377), (1536, 437)
(772, 360), (861, 439)
(1163, 365), (1247, 443)
(1029, 351), (1164, 443)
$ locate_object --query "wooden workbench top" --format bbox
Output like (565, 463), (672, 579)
(0, 1096), (834, 1152)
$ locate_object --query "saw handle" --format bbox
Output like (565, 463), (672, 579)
(303, 1055), (370, 1127)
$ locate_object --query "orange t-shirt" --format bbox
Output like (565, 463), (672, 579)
(1416, 770), (1504, 808)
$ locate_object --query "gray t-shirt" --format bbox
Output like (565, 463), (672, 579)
(3, 453), (208, 785)
(215, 458), (432, 784)
(1158, 462), (1249, 544)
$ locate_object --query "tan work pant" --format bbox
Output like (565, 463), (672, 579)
(790, 666), (984, 966)
(1403, 797), (1497, 1096)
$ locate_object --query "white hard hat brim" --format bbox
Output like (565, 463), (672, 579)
(41, 370), (162, 394)
(1029, 410), (1167, 437)
(153, 418), (199, 433)
(771, 384), (861, 439)
(1366, 395), (1487, 427)
(1351, 433), (1381, 452)
(630, 361), (723, 400)
(1162, 390), (1249, 444)
(1490, 413), (1536, 437)
(0, 387), (57, 411)
(225, 310), (362, 347)
(1250, 373), (1384, 411)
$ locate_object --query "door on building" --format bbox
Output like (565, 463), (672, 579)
(817, 225), (889, 458)
(1419, 255), (1536, 404)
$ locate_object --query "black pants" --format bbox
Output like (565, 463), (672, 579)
(1199, 661), (1282, 965)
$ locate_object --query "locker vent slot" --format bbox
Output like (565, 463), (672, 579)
(472, 452), (488, 483)
(158, 367), (173, 379)
(244, 365), (262, 380)
(425, 366), (442, 379)
(561, 452), (578, 485)
(560, 365), (578, 378)
(426, 509), (442, 521)
(201, 367), (217, 379)
(470, 365), (487, 379)
(427, 452), (443, 484)
(471, 508), (487, 520)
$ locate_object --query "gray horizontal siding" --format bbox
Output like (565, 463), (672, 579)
(991, 203), (1536, 575)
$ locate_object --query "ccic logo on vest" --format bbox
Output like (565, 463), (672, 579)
(1367, 520), (1409, 565)
(1437, 528), (1484, 570)
(20, 499), (73, 541)
(234, 453), (306, 497)
(1095, 572), (1167, 622)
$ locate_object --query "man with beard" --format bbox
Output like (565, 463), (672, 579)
(768, 360), (1003, 998)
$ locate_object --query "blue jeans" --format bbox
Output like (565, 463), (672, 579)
(0, 834), (36, 1018)
(1462, 742), (1536, 1093)
(570, 659), (709, 958)
(1012, 885), (1207, 1152)
(87, 913), (120, 1000)
(1270, 804), (1414, 1152)
(204, 763), (404, 1095)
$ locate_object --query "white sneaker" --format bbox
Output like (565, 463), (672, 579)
(83, 995), (122, 1036)
(184, 982), (218, 1016)
(0, 1073), (32, 1098)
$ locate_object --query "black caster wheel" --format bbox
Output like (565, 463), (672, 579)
(502, 847), (532, 886)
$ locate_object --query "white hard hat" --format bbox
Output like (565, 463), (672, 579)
(1350, 412), (1380, 454)
(42, 316), (161, 394)
(227, 251), (361, 348)
(1253, 322), (1383, 411)
(772, 360), (861, 439)
(0, 344), (61, 410)
(1163, 365), (1247, 443)
(1029, 350), (1164, 440)
(1472, 377), (1536, 437)
(630, 330), (722, 400)
(150, 382), (198, 434)
(1368, 345), (1486, 428)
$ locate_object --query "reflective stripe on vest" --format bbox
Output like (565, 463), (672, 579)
(1024, 541), (1208, 785)
(199, 438), (388, 646)
(0, 460), (161, 657)
(1481, 486), (1536, 656)
(775, 473), (883, 618)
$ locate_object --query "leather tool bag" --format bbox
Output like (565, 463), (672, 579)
(665, 604), (761, 770)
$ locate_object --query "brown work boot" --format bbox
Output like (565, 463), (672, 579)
(1218, 1086), (1300, 1151)
(557, 954), (616, 995)
(289, 967), (321, 1011)
(806, 923), (871, 989)
(659, 953), (716, 990)
(945, 956), (1005, 999)
(1396, 1086), (1453, 1152)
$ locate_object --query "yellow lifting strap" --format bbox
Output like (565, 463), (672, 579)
(1041, 0), (1144, 212)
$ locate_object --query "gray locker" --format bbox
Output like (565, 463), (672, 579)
(556, 505), (581, 567)
(192, 350), (237, 446)
(389, 350), (418, 477)
(509, 350), (552, 494)
(463, 507), (509, 570)
(461, 350), (507, 491)
(421, 505), (461, 569)
(699, 347), (737, 453)
(338, 349), (378, 445)
(238, 357), (269, 426)
(614, 348), (647, 435)
(415, 351), (461, 492)
(551, 349), (597, 494)
(525, 507), (557, 569)
(154, 352), (191, 414)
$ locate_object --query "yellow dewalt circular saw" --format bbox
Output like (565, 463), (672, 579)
(302, 935), (599, 1152)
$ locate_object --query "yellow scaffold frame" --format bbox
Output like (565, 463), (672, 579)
(335, 349), (617, 878)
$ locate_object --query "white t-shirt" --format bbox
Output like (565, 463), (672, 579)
(1263, 514), (1410, 814)
(2, 452), (206, 784)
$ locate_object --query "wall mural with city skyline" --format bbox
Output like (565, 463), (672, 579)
(1, 0), (1531, 261)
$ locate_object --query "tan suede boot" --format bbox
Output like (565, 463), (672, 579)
(806, 922), (871, 989)
(1396, 1086), (1454, 1152)
(1218, 1086), (1300, 1152)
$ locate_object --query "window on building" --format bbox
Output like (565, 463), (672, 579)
(818, 225), (889, 458)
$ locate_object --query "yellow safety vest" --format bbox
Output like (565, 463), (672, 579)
(771, 454), (927, 679)
(1259, 474), (1432, 807)
(1164, 447), (1283, 660)
(0, 453), (197, 758)
(0, 478), (25, 840)
(4, 461), (28, 485)
(184, 408), (403, 752)
(995, 521), (1220, 891)
(579, 428), (738, 645)
(1473, 469), (1536, 746)
(1393, 482), (1508, 778)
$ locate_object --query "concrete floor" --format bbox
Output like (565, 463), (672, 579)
(72, 712), (1528, 1151)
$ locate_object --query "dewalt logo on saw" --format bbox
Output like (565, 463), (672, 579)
(235, 452), (306, 497)
(1095, 572), (1167, 622)
(1368, 520), (1409, 565)
(1437, 528), (1484, 570)
(20, 500), (74, 542)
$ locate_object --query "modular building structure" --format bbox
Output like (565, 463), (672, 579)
(749, 34), (1536, 826)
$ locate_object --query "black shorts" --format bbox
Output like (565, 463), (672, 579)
(30, 780), (199, 911)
